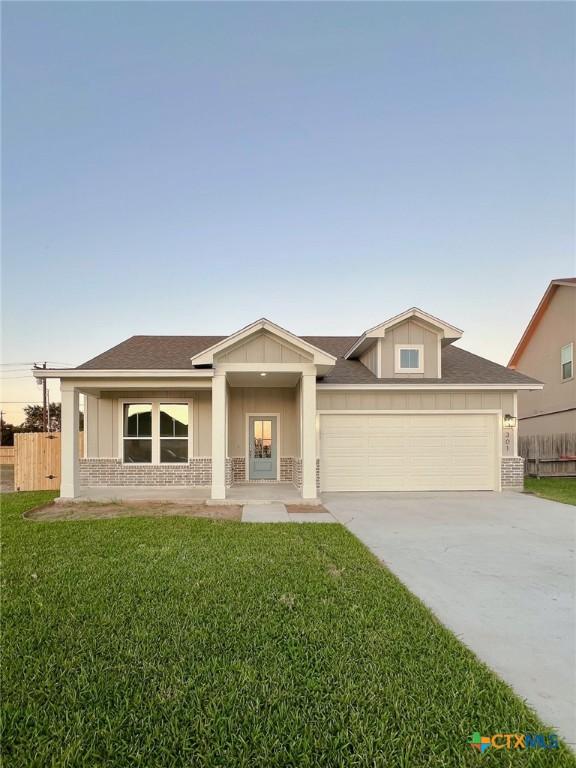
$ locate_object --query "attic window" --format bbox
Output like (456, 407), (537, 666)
(395, 344), (424, 374)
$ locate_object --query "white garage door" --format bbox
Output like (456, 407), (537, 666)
(319, 413), (499, 492)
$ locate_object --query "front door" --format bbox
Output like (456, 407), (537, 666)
(249, 416), (277, 480)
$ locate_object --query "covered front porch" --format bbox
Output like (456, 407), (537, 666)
(211, 367), (318, 501)
(57, 367), (319, 502)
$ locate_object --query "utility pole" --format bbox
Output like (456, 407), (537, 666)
(42, 362), (47, 432)
(0, 410), (3, 446)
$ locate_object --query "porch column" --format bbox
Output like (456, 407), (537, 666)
(211, 373), (227, 499)
(301, 373), (317, 500)
(60, 386), (80, 499)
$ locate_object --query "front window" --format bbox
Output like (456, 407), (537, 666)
(395, 344), (424, 373)
(159, 404), (189, 463)
(122, 401), (190, 463)
(561, 343), (573, 381)
(123, 404), (152, 463)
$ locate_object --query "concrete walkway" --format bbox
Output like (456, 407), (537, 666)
(242, 503), (336, 523)
(323, 491), (576, 746)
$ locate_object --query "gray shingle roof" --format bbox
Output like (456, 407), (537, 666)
(76, 334), (539, 386)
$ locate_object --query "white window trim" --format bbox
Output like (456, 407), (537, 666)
(118, 398), (194, 465)
(395, 344), (424, 374)
(561, 342), (574, 382)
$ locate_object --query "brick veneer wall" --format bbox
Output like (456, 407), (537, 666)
(228, 457), (295, 483)
(280, 458), (293, 482)
(79, 458), (212, 487)
(230, 457), (246, 483)
(291, 459), (320, 491)
(501, 457), (524, 490)
(292, 458), (302, 488)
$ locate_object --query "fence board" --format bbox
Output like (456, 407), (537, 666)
(518, 432), (576, 477)
(14, 432), (84, 491)
(0, 446), (15, 465)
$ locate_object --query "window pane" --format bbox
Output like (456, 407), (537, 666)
(123, 439), (152, 463)
(160, 404), (189, 437)
(562, 361), (573, 380)
(160, 439), (188, 463)
(400, 349), (419, 369)
(254, 420), (262, 439)
(263, 420), (272, 439)
(561, 345), (573, 364)
(124, 404), (152, 437)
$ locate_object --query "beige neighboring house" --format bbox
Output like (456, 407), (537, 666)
(35, 308), (541, 501)
(509, 278), (576, 437)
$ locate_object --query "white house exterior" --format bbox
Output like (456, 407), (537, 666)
(36, 309), (542, 500)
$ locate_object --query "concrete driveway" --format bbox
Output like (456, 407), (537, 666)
(323, 491), (575, 746)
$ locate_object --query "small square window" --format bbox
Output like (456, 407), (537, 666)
(395, 345), (424, 373)
(400, 348), (420, 369)
(561, 343), (573, 381)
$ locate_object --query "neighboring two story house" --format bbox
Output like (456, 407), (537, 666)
(36, 308), (541, 501)
(509, 278), (576, 437)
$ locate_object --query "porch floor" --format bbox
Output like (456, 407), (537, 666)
(223, 483), (320, 505)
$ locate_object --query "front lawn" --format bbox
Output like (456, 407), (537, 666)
(2, 492), (573, 767)
(525, 477), (576, 506)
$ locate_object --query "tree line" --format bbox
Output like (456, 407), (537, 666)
(1, 404), (84, 446)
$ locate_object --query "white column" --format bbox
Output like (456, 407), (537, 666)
(211, 374), (227, 499)
(60, 386), (80, 499)
(301, 373), (317, 500)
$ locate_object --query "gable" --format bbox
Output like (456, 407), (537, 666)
(379, 318), (441, 378)
(509, 280), (576, 368)
(214, 330), (313, 364)
(345, 307), (462, 360)
(189, 318), (336, 370)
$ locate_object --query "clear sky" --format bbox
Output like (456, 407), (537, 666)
(2, 1), (574, 424)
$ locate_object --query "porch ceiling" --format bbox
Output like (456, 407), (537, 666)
(226, 371), (301, 388)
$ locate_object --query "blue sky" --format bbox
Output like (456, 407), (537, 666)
(2, 2), (574, 422)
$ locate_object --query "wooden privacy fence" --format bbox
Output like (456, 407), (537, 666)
(519, 433), (576, 478)
(0, 446), (15, 465)
(14, 432), (84, 491)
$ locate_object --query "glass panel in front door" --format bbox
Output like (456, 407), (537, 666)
(253, 419), (272, 459)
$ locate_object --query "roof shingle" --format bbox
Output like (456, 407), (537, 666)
(76, 333), (539, 386)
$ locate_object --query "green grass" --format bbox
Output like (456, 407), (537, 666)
(1, 492), (573, 767)
(525, 477), (576, 506)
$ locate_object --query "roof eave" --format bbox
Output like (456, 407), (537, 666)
(34, 368), (215, 379)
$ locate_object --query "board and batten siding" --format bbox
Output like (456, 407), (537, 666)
(215, 331), (312, 364)
(379, 319), (440, 378)
(85, 390), (212, 458)
(317, 389), (514, 413)
(359, 345), (378, 376)
(227, 386), (300, 458)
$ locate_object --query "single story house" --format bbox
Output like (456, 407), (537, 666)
(36, 308), (541, 500)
